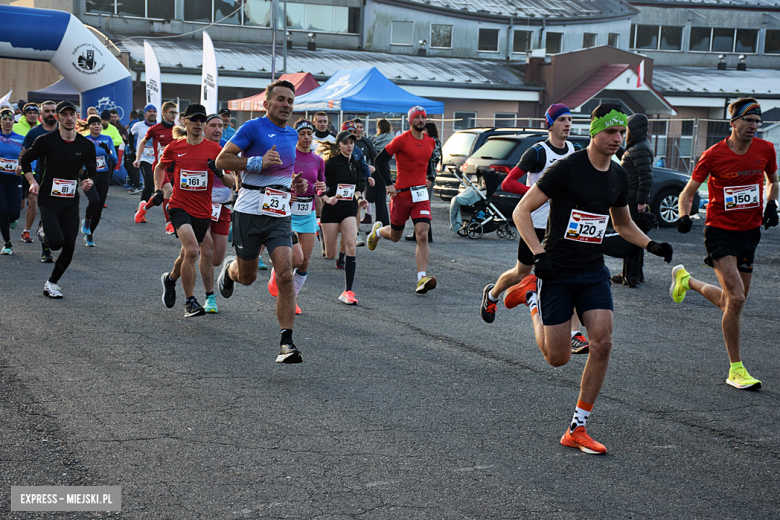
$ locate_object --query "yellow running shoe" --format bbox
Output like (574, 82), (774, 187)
(416, 276), (437, 294)
(727, 366), (761, 390)
(669, 264), (690, 303)
(368, 221), (382, 251)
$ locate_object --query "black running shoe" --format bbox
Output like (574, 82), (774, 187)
(184, 298), (206, 318)
(335, 257), (345, 269)
(41, 251), (53, 263)
(276, 343), (302, 363)
(161, 272), (176, 308)
(571, 333), (590, 355)
(218, 256), (236, 298)
(481, 284), (497, 324)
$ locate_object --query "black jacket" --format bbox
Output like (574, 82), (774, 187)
(621, 114), (654, 205)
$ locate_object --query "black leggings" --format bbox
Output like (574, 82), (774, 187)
(125, 152), (141, 188)
(84, 172), (110, 234)
(139, 162), (154, 201)
(366, 174), (389, 226)
(0, 175), (22, 243)
(39, 201), (80, 283)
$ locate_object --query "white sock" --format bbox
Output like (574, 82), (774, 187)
(571, 330), (580, 338)
(293, 269), (307, 296)
(488, 289), (499, 302)
(417, 271), (426, 282)
(527, 292), (538, 312)
(570, 405), (591, 433)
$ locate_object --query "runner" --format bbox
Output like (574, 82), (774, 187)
(479, 104), (590, 354)
(0, 108), (24, 254)
(673, 97), (778, 390)
(515, 103), (673, 454)
(129, 104), (158, 204)
(369, 105), (438, 294)
(214, 79), (308, 363)
(81, 115), (117, 247)
(133, 101), (177, 233)
(19, 101), (98, 298)
(157, 104), (224, 317)
(311, 111), (335, 155)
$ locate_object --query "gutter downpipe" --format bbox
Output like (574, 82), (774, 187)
(506, 17), (513, 59)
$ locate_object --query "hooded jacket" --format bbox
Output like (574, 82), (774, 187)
(621, 113), (654, 205)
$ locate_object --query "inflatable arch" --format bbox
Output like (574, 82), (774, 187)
(0, 5), (131, 123)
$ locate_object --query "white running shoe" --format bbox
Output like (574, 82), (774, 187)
(43, 281), (63, 299)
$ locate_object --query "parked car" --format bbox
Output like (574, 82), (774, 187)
(455, 134), (700, 227)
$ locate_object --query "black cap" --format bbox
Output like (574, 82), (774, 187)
(183, 104), (207, 119)
(100, 109), (111, 120)
(206, 113), (221, 123)
(87, 115), (102, 125)
(55, 100), (77, 114)
(335, 130), (356, 144)
(218, 108), (231, 116)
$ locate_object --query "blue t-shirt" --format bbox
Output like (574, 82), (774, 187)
(84, 134), (118, 173)
(223, 125), (236, 141)
(22, 123), (57, 176)
(0, 131), (24, 176)
(231, 116), (298, 215)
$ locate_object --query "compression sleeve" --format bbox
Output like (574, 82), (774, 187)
(501, 167), (530, 195)
(374, 149), (393, 185)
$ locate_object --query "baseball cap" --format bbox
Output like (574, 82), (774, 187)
(219, 108), (231, 116)
(335, 130), (356, 144)
(55, 100), (77, 114)
(341, 121), (356, 132)
(182, 104), (207, 118)
(100, 110), (111, 120)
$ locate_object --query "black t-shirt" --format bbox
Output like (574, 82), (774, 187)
(516, 139), (582, 174)
(535, 149), (628, 278)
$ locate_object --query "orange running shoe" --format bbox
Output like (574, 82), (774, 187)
(338, 290), (358, 305)
(165, 222), (175, 235)
(560, 426), (607, 455)
(134, 200), (147, 223)
(268, 268), (278, 297)
(295, 304), (302, 315)
(504, 274), (538, 309)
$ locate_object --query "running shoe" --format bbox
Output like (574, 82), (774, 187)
(416, 276), (437, 294)
(338, 290), (358, 305)
(184, 298), (206, 318)
(81, 219), (91, 235)
(205, 294), (218, 313)
(43, 280), (63, 299)
(610, 274), (624, 285)
(560, 426), (607, 455)
(1, 242), (12, 255)
(727, 366), (761, 390)
(670, 264), (690, 303)
(276, 343), (302, 364)
(129, 187), (143, 195)
(258, 257), (268, 270)
(504, 274), (538, 309)
(218, 256), (236, 298)
(336, 257), (345, 269)
(20, 230), (32, 243)
(571, 333), (590, 355)
(480, 284), (497, 323)
(368, 221), (382, 251)
(134, 200), (147, 223)
(41, 251), (53, 263)
(36, 223), (48, 246)
(9, 220), (16, 229)
(84, 235), (95, 247)
(361, 214), (372, 224)
(267, 268), (278, 297)
(161, 272), (176, 308)
(165, 222), (175, 235)
(356, 234), (365, 247)
(295, 304), (302, 315)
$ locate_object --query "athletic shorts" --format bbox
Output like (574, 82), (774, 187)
(704, 225), (760, 273)
(22, 172), (40, 199)
(390, 190), (431, 230)
(537, 266), (613, 326)
(232, 210), (293, 260)
(291, 210), (318, 234)
(168, 207), (210, 243)
(210, 204), (231, 236)
(518, 228), (547, 266)
(321, 200), (358, 224)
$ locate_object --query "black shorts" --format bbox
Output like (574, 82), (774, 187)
(22, 172), (40, 199)
(704, 225), (760, 273)
(232, 211), (293, 260)
(320, 200), (358, 224)
(168, 207), (210, 243)
(537, 266), (613, 326)
(518, 228), (546, 266)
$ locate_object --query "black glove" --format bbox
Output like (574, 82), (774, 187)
(207, 159), (224, 178)
(647, 240), (673, 263)
(533, 252), (555, 282)
(152, 189), (164, 206)
(99, 142), (111, 155)
(763, 200), (778, 230)
(676, 214), (692, 233)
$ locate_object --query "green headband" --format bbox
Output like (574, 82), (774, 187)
(590, 109), (628, 137)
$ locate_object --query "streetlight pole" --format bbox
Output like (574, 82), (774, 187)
(283, 0), (287, 74)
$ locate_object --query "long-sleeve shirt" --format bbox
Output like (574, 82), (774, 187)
(84, 133), (118, 173)
(324, 153), (365, 198)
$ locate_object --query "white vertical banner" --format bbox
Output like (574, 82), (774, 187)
(143, 41), (161, 122)
(637, 59), (645, 89)
(201, 32), (218, 114)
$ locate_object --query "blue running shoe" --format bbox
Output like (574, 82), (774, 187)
(81, 219), (91, 235)
(258, 256), (268, 270)
(84, 235), (95, 247)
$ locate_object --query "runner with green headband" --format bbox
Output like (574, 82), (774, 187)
(514, 103), (673, 455)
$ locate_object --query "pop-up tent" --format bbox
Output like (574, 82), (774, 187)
(228, 72), (320, 112)
(27, 77), (80, 104)
(294, 67), (444, 114)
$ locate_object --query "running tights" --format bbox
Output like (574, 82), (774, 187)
(139, 162), (154, 201)
(84, 172), (110, 234)
(39, 202), (79, 283)
(0, 175), (22, 243)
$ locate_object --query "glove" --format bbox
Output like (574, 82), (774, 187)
(99, 142), (111, 155)
(677, 215), (692, 233)
(533, 252), (555, 282)
(647, 240), (673, 263)
(763, 200), (778, 229)
(207, 159), (224, 178)
(152, 189), (164, 206)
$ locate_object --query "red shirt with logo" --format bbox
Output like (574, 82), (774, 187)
(692, 137), (777, 231)
(384, 131), (435, 190)
(159, 138), (223, 219)
(145, 122), (175, 171)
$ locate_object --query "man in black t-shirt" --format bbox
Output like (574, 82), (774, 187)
(515, 103), (673, 455)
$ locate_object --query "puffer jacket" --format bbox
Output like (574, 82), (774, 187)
(621, 114), (654, 205)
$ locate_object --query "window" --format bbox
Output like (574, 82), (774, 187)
(306, 4), (333, 32)
(431, 24), (453, 49)
(689, 27), (711, 51)
(283, 3), (305, 29)
(634, 25), (658, 49)
(712, 28), (734, 53)
(478, 29), (500, 52)
(690, 28), (758, 53)
(240, 1), (354, 32)
(608, 33), (619, 47)
(736, 29), (758, 53)
(679, 120), (694, 159)
(472, 139), (519, 161)
(244, 0), (272, 27)
(583, 33), (597, 49)
(453, 111), (477, 131)
(184, 0), (211, 22)
(546, 32), (563, 54)
(89, 0), (174, 18)
(494, 113), (516, 128)
(391, 21), (414, 45)
(660, 27), (683, 50)
(214, 0), (241, 25)
(513, 30), (533, 53)
(630, 25), (682, 50)
(442, 131), (477, 157)
(765, 30), (780, 54)
(117, 0), (144, 17)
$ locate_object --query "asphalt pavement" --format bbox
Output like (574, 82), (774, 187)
(1, 188), (779, 519)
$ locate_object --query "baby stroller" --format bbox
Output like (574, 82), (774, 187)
(451, 168), (516, 240)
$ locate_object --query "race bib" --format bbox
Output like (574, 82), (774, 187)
(211, 202), (222, 222)
(336, 183), (356, 201)
(291, 196), (313, 216)
(51, 178), (77, 198)
(143, 145), (155, 159)
(410, 185), (429, 203)
(564, 209), (608, 244)
(724, 184), (760, 211)
(96, 156), (106, 170)
(260, 188), (290, 217)
(0, 157), (18, 172)
(180, 169), (208, 191)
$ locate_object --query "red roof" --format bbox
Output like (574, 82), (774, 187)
(557, 64), (630, 109)
(228, 72), (320, 112)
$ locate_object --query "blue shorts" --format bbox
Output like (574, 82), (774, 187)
(291, 211), (318, 234)
(537, 265), (613, 326)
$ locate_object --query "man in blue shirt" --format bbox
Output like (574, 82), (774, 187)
(220, 108), (236, 141)
(216, 80), (307, 364)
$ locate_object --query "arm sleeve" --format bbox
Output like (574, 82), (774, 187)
(632, 145), (654, 204)
(374, 149), (393, 185)
(20, 135), (44, 172)
(534, 160), (569, 199)
(501, 167), (530, 195)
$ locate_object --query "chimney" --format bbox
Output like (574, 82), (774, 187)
(525, 57), (543, 84)
(737, 54), (747, 71)
(717, 54), (726, 70)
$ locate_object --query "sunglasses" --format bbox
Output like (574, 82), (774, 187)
(187, 116), (207, 123)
